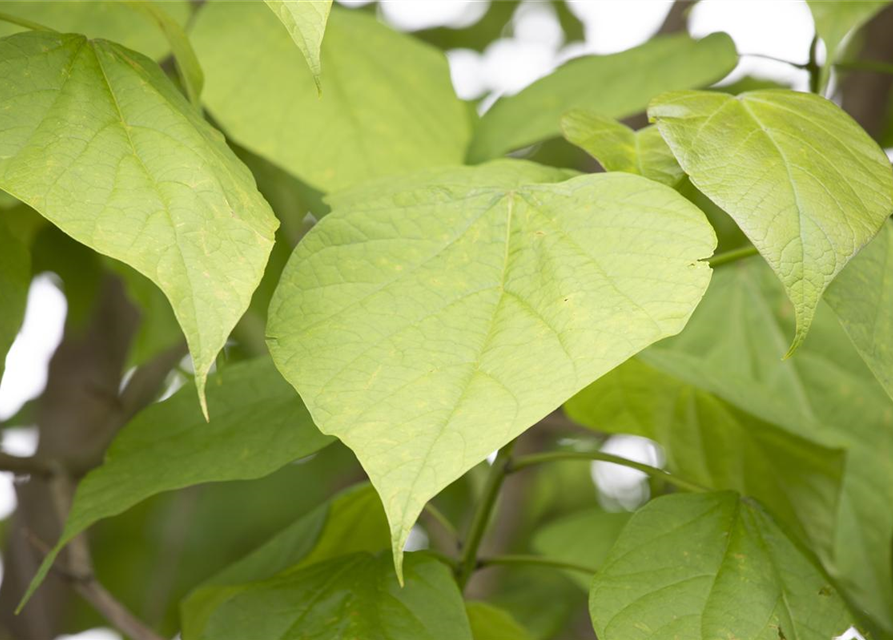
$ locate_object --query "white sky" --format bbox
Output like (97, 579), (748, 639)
(0, 3), (840, 638)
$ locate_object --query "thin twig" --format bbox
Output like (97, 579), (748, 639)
(457, 440), (516, 588)
(509, 450), (709, 494)
(0, 10), (58, 32)
(0, 452), (55, 478)
(478, 554), (598, 576)
(708, 245), (759, 268)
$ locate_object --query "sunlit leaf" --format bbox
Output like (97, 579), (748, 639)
(21, 358), (332, 610)
(650, 89), (893, 353)
(561, 109), (683, 186)
(590, 492), (858, 640)
(267, 159), (717, 578)
(264, 0), (332, 90)
(191, 1), (470, 192)
(0, 31), (279, 412)
(467, 32), (737, 162)
(198, 552), (471, 640)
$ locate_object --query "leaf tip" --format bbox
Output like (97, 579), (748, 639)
(196, 374), (210, 422)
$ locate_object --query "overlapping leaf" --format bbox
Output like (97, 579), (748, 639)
(22, 358), (332, 609)
(650, 89), (893, 353)
(198, 552), (471, 640)
(191, 1), (470, 193)
(0, 32), (278, 413)
(467, 32), (737, 162)
(561, 109), (683, 186)
(590, 492), (857, 640)
(566, 358), (845, 555)
(826, 219), (893, 401)
(267, 160), (717, 578)
(0, 0), (190, 59)
(641, 259), (893, 633)
(264, 0), (332, 90)
(182, 483), (388, 639)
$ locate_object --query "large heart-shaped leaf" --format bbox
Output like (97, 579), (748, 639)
(826, 219), (893, 401)
(566, 357), (846, 557)
(267, 160), (717, 577)
(0, 31), (278, 413)
(198, 552), (471, 640)
(641, 259), (893, 633)
(264, 0), (332, 90)
(191, 1), (470, 193)
(467, 32), (737, 162)
(21, 358), (332, 610)
(590, 492), (858, 640)
(650, 89), (893, 353)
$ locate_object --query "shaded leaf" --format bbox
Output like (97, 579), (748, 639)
(531, 509), (630, 590)
(467, 602), (534, 640)
(650, 89), (893, 353)
(267, 159), (717, 578)
(264, 0), (332, 90)
(0, 216), (29, 381)
(642, 259), (893, 633)
(191, 1), (470, 193)
(21, 358), (332, 609)
(561, 109), (683, 186)
(0, 31), (278, 412)
(826, 219), (893, 401)
(198, 552), (471, 640)
(590, 492), (857, 640)
(182, 483), (388, 639)
(566, 357), (845, 557)
(807, 0), (891, 85)
(467, 32), (737, 162)
(0, 0), (191, 59)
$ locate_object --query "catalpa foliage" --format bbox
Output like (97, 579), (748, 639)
(0, 2), (891, 639)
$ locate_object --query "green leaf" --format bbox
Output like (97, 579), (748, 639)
(0, 0), (191, 59)
(264, 0), (332, 91)
(642, 259), (893, 633)
(0, 32), (278, 413)
(531, 509), (630, 590)
(267, 159), (717, 578)
(127, 0), (204, 106)
(826, 219), (893, 401)
(565, 358), (846, 557)
(198, 552), (472, 640)
(650, 89), (893, 353)
(182, 483), (388, 639)
(20, 358), (332, 611)
(561, 109), (683, 186)
(590, 492), (858, 640)
(467, 602), (534, 640)
(466, 32), (737, 162)
(807, 0), (891, 82)
(191, 1), (470, 193)
(0, 215), (29, 382)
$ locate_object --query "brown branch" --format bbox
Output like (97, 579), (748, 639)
(0, 452), (55, 478)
